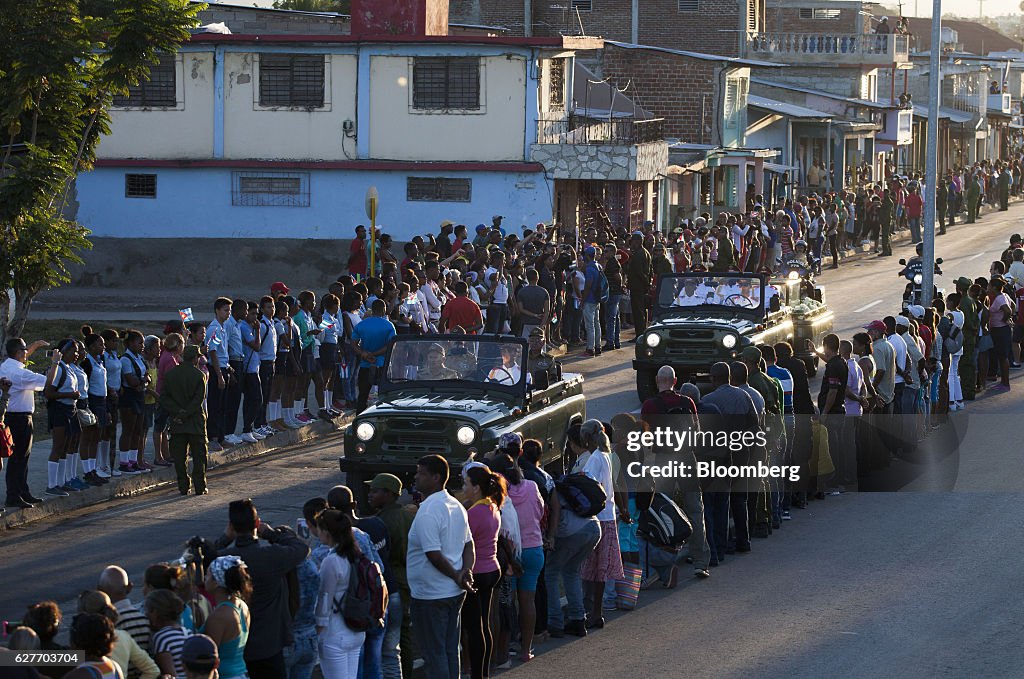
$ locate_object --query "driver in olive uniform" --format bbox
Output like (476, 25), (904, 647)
(527, 327), (561, 390)
(418, 343), (460, 380)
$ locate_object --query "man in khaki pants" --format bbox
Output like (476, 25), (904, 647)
(160, 345), (209, 496)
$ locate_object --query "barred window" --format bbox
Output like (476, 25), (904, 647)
(259, 55), (325, 108)
(548, 59), (566, 110)
(412, 57), (481, 111)
(113, 58), (176, 108)
(799, 8), (840, 19)
(407, 177), (472, 202)
(678, 0), (699, 12)
(232, 171), (310, 207)
(125, 174), (157, 198)
(572, 0), (593, 11)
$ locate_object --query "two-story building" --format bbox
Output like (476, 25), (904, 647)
(73, 0), (630, 270)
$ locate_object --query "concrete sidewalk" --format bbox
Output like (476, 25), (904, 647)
(0, 415), (351, 531)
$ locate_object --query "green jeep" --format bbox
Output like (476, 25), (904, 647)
(340, 334), (585, 507)
(633, 272), (830, 400)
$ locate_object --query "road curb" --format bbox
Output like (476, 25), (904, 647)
(0, 416), (352, 532)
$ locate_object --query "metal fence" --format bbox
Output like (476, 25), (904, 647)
(536, 116), (665, 145)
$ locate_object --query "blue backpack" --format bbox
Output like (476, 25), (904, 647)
(555, 473), (607, 518)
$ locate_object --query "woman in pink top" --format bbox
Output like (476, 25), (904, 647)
(987, 278), (1015, 391)
(153, 333), (183, 466)
(491, 453), (545, 663)
(462, 466), (506, 679)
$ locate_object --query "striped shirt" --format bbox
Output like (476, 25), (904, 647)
(114, 599), (150, 654)
(766, 364), (794, 414)
(151, 625), (190, 679)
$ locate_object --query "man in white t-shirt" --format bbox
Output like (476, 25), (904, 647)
(675, 279), (707, 306)
(407, 455), (474, 679)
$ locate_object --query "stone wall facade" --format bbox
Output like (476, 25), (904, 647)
(532, 140), (668, 181)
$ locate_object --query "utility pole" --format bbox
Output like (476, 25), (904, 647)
(922, 0), (941, 306)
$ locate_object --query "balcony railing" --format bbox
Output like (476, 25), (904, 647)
(746, 32), (909, 64)
(988, 93), (1012, 114)
(536, 116), (665, 145)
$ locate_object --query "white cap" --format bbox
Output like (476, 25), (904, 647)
(908, 304), (925, 319)
(895, 315), (910, 328)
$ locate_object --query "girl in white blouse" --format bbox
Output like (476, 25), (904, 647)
(314, 510), (366, 679)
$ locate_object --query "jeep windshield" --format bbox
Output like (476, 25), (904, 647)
(655, 274), (765, 314)
(381, 335), (528, 397)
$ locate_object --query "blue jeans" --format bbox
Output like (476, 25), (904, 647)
(381, 593), (403, 679)
(703, 491), (730, 562)
(638, 537), (686, 581)
(358, 613), (386, 679)
(284, 627), (318, 679)
(410, 593), (465, 679)
(604, 294), (622, 347)
(908, 217), (921, 243)
(899, 386), (919, 451)
(564, 299), (582, 343)
(544, 522), (601, 630)
(582, 301), (601, 351)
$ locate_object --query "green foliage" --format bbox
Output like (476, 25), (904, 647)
(0, 0), (202, 345)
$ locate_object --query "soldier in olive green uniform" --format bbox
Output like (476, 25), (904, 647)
(880, 190), (895, 256)
(966, 174), (981, 223)
(160, 345), (209, 495)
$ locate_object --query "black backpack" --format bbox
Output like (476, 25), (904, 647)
(638, 492), (692, 549)
(334, 554), (388, 632)
(555, 473), (607, 518)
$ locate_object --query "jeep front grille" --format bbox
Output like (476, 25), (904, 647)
(381, 418), (452, 455)
(668, 329), (715, 340)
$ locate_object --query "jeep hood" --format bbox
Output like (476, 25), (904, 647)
(651, 313), (760, 333)
(366, 391), (514, 420)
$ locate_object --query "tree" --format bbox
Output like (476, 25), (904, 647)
(272, 0), (350, 13)
(0, 0), (202, 351)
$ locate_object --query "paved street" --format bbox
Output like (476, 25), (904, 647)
(1, 208), (1023, 676)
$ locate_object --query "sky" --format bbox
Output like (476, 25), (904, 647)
(231, 0), (1020, 21)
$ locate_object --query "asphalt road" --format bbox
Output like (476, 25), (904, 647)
(2, 208), (1022, 678)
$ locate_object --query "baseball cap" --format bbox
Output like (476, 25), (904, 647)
(864, 320), (887, 333)
(895, 315), (910, 328)
(366, 473), (403, 495)
(475, 224), (488, 232)
(493, 214), (504, 221)
(181, 634), (219, 671)
(955, 276), (972, 289)
(908, 304), (925, 319)
(270, 281), (290, 295)
(498, 432), (523, 452)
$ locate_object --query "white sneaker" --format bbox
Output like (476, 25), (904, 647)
(249, 430), (266, 440)
(111, 466), (122, 477)
(285, 416), (304, 430)
(240, 432), (259, 444)
(224, 434), (243, 445)
(257, 426), (272, 437)
(95, 466), (111, 479)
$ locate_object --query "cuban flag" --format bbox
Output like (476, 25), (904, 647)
(207, 331), (223, 351)
(319, 318), (335, 331)
(179, 307), (194, 323)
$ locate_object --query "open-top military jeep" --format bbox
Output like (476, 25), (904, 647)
(633, 272), (832, 400)
(340, 334), (585, 507)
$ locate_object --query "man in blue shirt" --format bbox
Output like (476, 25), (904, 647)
(239, 302), (264, 444)
(353, 299), (397, 412)
(206, 297), (233, 452)
(223, 299), (247, 446)
(580, 246), (603, 357)
(256, 296), (278, 434)
(762, 344), (795, 523)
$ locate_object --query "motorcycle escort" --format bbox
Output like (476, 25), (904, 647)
(898, 243), (943, 310)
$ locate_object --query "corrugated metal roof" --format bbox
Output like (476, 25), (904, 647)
(748, 94), (833, 119)
(751, 77), (888, 109)
(912, 104), (973, 124)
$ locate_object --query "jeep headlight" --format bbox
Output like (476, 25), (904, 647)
(645, 333), (661, 348)
(721, 334), (737, 349)
(355, 422), (376, 441)
(456, 425), (476, 445)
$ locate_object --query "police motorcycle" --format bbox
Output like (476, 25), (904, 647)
(779, 240), (821, 301)
(898, 243), (943, 310)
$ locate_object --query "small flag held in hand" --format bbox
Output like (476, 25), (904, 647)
(179, 307), (194, 323)
(319, 318), (335, 331)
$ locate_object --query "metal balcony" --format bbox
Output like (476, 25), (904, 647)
(745, 32), (910, 66)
